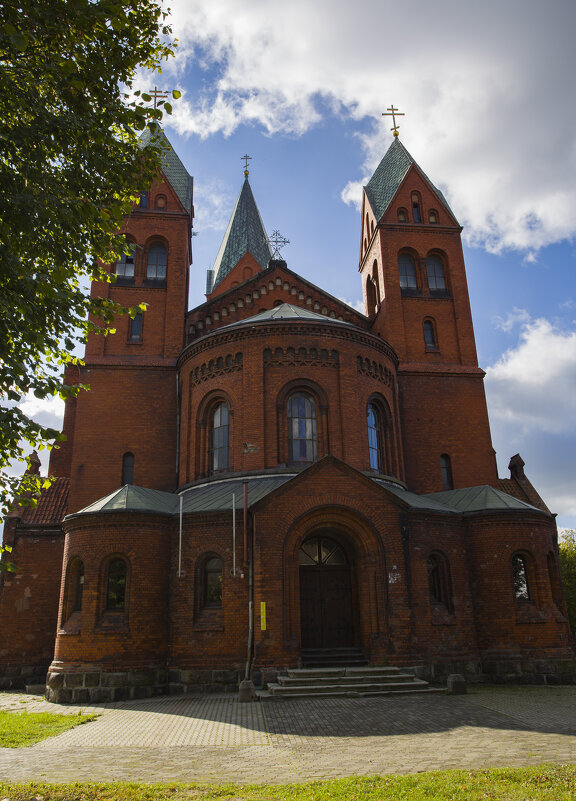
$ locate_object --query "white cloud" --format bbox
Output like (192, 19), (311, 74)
(162, 0), (576, 255)
(493, 307), (532, 333)
(485, 316), (576, 434)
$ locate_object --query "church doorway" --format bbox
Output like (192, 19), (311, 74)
(299, 534), (355, 648)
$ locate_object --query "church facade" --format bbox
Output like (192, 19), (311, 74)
(1, 131), (574, 703)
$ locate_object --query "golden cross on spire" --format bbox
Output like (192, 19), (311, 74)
(241, 154), (252, 176)
(382, 105), (405, 137)
(149, 86), (169, 109)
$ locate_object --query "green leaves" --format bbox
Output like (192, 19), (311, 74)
(0, 0), (177, 519)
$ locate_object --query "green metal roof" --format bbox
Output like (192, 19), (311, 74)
(372, 480), (459, 513)
(181, 475), (295, 512)
(222, 302), (355, 329)
(66, 484), (179, 518)
(209, 178), (272, 292)
(139, 127), (193, 212)
(364, 137), (457, 223)
(426, 485), (548, 515)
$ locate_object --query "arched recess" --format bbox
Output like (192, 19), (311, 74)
(195, 389), (234, 478)
(282, 507), (389, 654)
(366, 393), (398, 477)
(60, 556), (84, 630)
(276, 379), (329, 466)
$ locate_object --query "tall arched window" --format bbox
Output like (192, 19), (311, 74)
(106, 558), (128, 610)
(511, 553), (531, 602)
(209, 402), (230, 473)
(129, 312), (143, 342)
(398, 254), (417, 291)
(411, 192), (422, 222)
(367, 403), (383, 472)
(121, 452), (134, 485)
(427, 255), (446, 291)
(147, 243), (167, 280)
(547, 551), (563, 608)
(288, 393), (318, 463)
(115, 242), (135, 278)
(440, 454), (453, 490)
(196, 553), (223, 613)
(427, 552), (453, 612)
(423, 319), (438, 350)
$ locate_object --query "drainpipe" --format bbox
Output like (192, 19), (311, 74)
(239, 480), (256, 701)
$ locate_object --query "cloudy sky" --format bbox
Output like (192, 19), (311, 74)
(28, 0), (576, 528)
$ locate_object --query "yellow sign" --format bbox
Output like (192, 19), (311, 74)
(260, 602), (266, 630)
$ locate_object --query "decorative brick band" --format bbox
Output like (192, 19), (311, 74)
(189, 352), (243, 386)
(264, 346), (339, 368)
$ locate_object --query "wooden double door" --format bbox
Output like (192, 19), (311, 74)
(299, 535), (355, 649)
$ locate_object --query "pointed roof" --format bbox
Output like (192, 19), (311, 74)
(210, 177), (272, 292)
(66, 484), (179, 518)
(139, 127), (193, 212)
(364, 137), (457, 223)
(223, 302), (355, 329)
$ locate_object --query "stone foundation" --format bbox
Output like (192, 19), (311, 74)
(0, 663), (49, 690)
(41, 656), (576, 703)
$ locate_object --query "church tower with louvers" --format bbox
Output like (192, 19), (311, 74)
(0, 127), (573, 703)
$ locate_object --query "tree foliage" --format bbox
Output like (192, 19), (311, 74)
(0, 0), (178, 519)
(558, 530), (576, 635)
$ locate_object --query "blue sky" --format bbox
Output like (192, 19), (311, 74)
(24, 0), (576, 529)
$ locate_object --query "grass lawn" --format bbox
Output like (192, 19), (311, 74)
(0, 710), (98, 747)
(1, 767), (576, 800)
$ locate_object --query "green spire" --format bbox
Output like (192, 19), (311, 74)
(364, 137), (457, 223)
(209, 176), (272, 292)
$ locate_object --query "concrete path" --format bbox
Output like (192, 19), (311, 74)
(0, 686), (575, 784)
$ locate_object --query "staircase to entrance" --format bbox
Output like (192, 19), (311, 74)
(263, 664), (442, 699)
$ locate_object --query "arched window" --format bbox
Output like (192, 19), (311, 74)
(196, 553), (223, 613)
(63, 558), (84, 621)
(411, 192), (422, 223)
(115, 242), (135, 278)
(511, 553), (532, 602)
(397, 208), (408, 222)
(427, 552), (453, 612)
(440, 454), (453, 490)
(367, 403), (384, 472)
(154, 194), (167, 210)
(209, 402), (230, 473)
(427, 255), (446, 291)
(429, 209), (438, 224)
(288, 393), (318, 463)
(121, 452), (134, 485)
(398, 254), (418, 291)
(129, 312), (143, 342)
(106, 558), (128, 610)
(139, 191), (149, 208)
(423, 319), (438, 350)
(147, 243), (167, 280)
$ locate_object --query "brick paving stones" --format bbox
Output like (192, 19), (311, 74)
(0, 687), (575, 784)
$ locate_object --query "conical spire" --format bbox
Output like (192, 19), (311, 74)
(364, 137), (457, 223)
(208, 177), (272, 293)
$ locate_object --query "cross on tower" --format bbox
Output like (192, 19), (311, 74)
(267, 230), (289, 259)
(148, 86), (169, 109)
(382, 105), (405, 137)
(241, 154), (252, 176)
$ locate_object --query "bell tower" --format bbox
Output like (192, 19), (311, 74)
(360, 131), (498, 493)
(57, 130), (194, 513)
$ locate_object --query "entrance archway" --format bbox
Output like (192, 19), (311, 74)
(299, 534), (355, 648)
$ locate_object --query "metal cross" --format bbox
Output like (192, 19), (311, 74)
(382, 105), (405, 137)
(241, 154), (252, 175)
(149, 86), (169, 109)
(267, 230), (290, 259)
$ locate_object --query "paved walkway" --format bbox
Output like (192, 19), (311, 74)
(0, 687), (575, 784)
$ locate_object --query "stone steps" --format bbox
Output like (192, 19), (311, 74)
(264, 665), (440, 699)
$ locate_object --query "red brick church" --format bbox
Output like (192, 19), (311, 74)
(1, 130), (574, 702)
